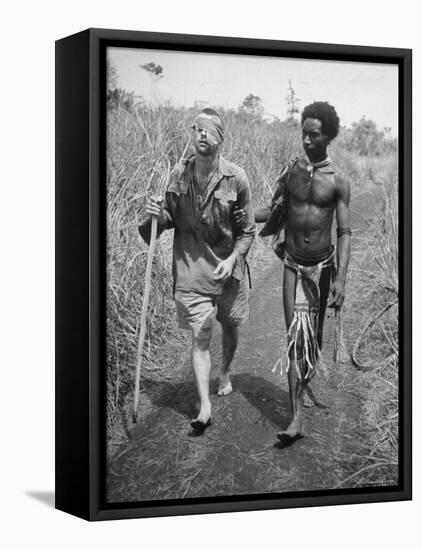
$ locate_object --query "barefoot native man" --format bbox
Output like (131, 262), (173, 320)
(240, 101), (351, 441)
(139, 109), (256, 432)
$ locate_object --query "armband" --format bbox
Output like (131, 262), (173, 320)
(336, 227), (352, 237)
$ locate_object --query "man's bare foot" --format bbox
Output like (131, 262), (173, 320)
(217, 373), (232, 396)
(277, 418), (304, 441)
(190, 417), (212, 432)
(195, 401), (211, 422)
(303, 385), (318, 408)
(303, 392), (315, 408)
(191, 404), (212, 432)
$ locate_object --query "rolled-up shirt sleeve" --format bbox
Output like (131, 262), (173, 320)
(138, 194), (174, 245)
(232, 172), (256, 279)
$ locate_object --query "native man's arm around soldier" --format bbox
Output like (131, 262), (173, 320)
(215, 175), (255, 282)
(233, 166), (289, 228)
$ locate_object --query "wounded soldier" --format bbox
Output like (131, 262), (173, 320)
(140, 109), (255, 433)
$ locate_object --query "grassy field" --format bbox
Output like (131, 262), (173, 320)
(106, 97), (399, 486)
(341, 173), (399, 487)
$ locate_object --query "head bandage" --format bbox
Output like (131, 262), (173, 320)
(192, 114), (224, 146)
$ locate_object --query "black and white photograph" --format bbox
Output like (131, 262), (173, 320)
(3, 0), (422, 543)
(4, 0), (421, 545)
(105, 44), (402, 504)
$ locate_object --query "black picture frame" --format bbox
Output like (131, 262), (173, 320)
(55, 27), (412, 521)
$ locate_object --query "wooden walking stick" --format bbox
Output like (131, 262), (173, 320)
(180, 134), (191, 162)
(132, 136), (191, 423)
(132, 162), (170, 423)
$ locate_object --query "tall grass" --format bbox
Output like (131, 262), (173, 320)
(330, 140), (398, 195)
(338, 174), (399, 487)
(106, 103), (191, 440)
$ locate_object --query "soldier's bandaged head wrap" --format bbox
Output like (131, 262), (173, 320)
(191, 114), (224, 146)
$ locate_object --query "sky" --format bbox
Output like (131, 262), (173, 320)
(108, 47), (399, 136)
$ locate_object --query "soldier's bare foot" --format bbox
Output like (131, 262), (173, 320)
(190, 416), (212, 432)
(277, 418), (304, 441)
(191, 403), (212, 432)
(217, 373), (232, 396)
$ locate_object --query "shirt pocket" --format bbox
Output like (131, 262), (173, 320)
(214, 189), (237, 207)
(167, 179), (189, 196)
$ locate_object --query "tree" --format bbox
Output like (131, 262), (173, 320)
(107, 59), (118, 90)
(239, 94), (264, 116)
(350, 116), (385, 156)
(140, 62), (164, 80)
(286, 79), (300, 120)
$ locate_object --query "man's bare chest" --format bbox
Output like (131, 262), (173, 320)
(288, 170), (336, 208)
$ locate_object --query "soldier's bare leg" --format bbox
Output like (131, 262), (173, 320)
(218, 324), (238, 396)
(191, 324), (213, 424)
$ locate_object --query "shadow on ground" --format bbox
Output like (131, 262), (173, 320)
(141, 372), (290, 430)
(26, 491), (55, 508)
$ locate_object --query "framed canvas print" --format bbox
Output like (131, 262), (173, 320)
(55, 28), (412, 521)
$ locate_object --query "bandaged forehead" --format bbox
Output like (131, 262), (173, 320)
(192, 114), (224, 146)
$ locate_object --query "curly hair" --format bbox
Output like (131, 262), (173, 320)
(301, 101), (340, 140)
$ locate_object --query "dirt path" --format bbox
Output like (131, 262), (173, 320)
(107, 188), (382, 502)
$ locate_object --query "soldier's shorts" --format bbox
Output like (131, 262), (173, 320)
(174, 276), (249, 332)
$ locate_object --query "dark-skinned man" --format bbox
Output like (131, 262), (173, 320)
(236, 101), (351, 442)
